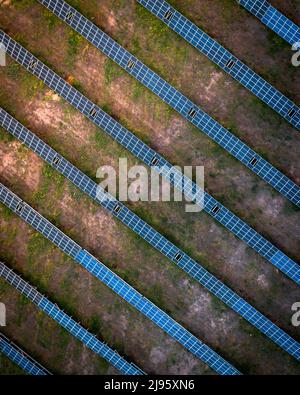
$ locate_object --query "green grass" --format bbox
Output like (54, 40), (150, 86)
(33, 162), (65, 203)
(11, 0), (35, 9)
(104, 59), (125, 85)
(42, 9), (60, 30)
(67, 30), (84, 62)
(89, 314), (102, 334)
(27, 232), (52, 264)
(282, 200), (300, 215)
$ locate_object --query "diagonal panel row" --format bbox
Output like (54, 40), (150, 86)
(0, 185), (240, 375)
(0, 267), (144, 375)
(1, 31), (299, 284)
(136, 0), (300, 130)
(237, 0), (300, 46)
(1, 108), (300, 363)
(36, 0), (300, 207)
(0, 332), (50, 375)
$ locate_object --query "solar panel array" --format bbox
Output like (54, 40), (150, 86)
(0, 332), (50, 375)
(0, 184), (241, 375)
(238, 0), (300, 46)
(136, 0), (300, 130)
(0, 262), (144, 376)
(1, 32), (299, 285)
(37, 0), (300, 208)
(1, 109), (300, 364)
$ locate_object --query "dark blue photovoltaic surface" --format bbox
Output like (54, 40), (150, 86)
(0, 263), (144, 376)
(136, 0), (300, 130)
(1, 32), (299, 285)
(0, 332), (50, 375)
(238, 0), (300, 46)
(36, 0), (300, 208)
(0, 186), (240, 375)
(1, 110), (300, 364)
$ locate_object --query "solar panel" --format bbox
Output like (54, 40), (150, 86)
(0, 263), (144, 376)
(136, 0), (300, 130)
(2, 32), (299, 285)
(1, 109), (300, 364)
(0, 332), (50, 375)
(35, 0), (300, 208)
(0, 185), (240, 375)
(237, 0), (300, 46)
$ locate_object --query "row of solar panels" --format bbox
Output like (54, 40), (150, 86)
(0, 332), (51, 375)
(1, 30), (299, 285)
(237, 0), (300, 46)
(0, 184), (240, 375)
(1, 107), (300, 375)
(37, 0), (300, 208)
(1, 0), (299, 374)
(136, 0), (300, 130)
(0, 263), (145, 375)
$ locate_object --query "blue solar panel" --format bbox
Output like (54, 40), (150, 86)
(1, 111), (300, 364)
(0, 186), (240, 375)
(136, 0), (300, 130)
(36, 0), (300, 208)
(0, 332), (50, 375)
(0, 263), (144, 376)
(238, 0), (300, 46)
(1, 32), (299, 285)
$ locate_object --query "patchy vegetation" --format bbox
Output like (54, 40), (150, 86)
(0, 0), (299, 375)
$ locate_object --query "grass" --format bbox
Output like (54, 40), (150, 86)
(42, 9), (60, 30)
(27, 232), (52, 265)
(67, 30), (84, 63)
(11, 0), (35, 9)
(33, 162), (65, 203)
(0, 205), (14, 220)
(282, 200), (300, 215)
(104, 59), (125, 85)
